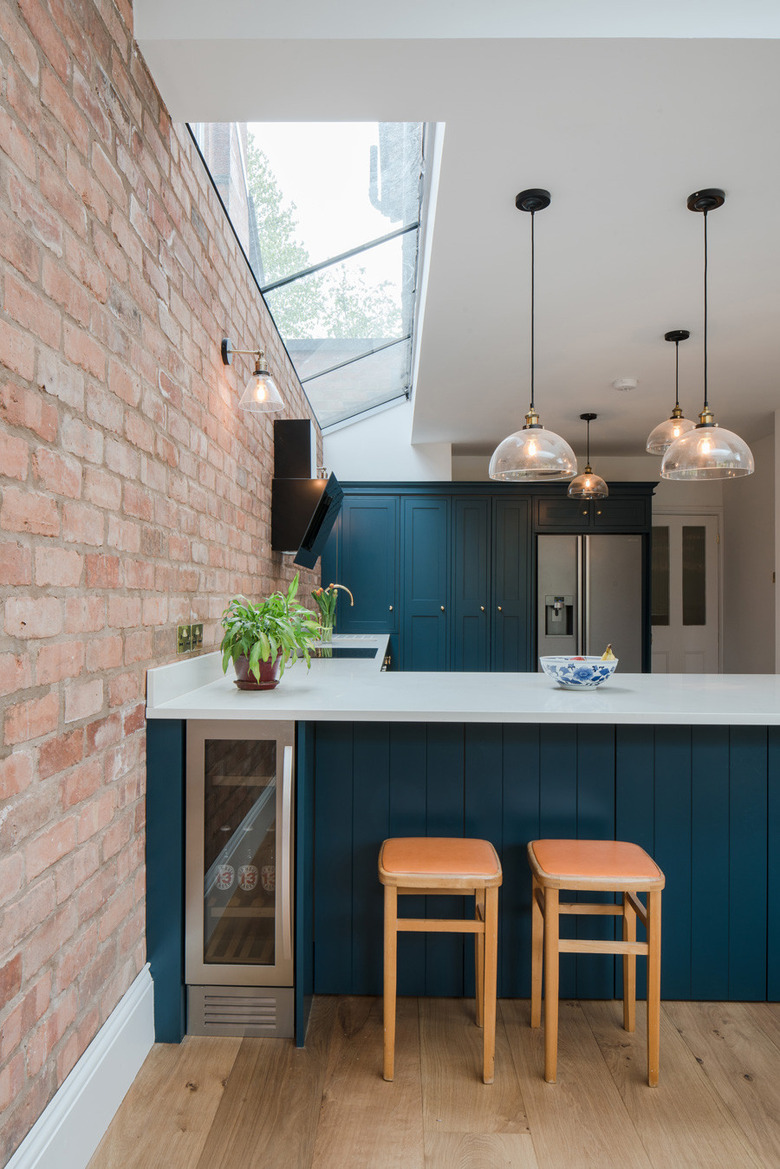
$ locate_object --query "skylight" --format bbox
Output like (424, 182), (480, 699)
(189, 121), (425, 429)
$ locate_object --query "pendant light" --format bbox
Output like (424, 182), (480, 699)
(661, 190), (754, 480)
(568, 413), (608, 499)
(645, 330), (695, 454)
(489, 190), (576, 481)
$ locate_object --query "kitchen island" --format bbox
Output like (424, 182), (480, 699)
(146, 647), (780, 1042)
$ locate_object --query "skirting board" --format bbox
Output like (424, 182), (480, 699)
(7, 964), (154, 1169)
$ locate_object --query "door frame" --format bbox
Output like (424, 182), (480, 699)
(652, 506), (724, 674)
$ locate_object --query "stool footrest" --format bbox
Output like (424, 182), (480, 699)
(397, 918), (483, 934)
(559, 902), (623, 915)
(558, 938), (649, 956)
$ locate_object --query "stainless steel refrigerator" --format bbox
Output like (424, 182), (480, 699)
(537, 533), (644, 671)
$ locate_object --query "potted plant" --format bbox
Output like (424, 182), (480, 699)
(220, 573), (321, 690)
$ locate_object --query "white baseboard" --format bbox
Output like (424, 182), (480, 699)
(7, 964), (155, 1169)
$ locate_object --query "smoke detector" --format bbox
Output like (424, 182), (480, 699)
(612, 377), (639, 392)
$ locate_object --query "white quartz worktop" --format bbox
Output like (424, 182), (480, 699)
(146, 641), (780, 725)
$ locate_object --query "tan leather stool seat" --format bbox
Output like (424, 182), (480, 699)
(531, 839), (664, 887)
(381, 837), (502, 881)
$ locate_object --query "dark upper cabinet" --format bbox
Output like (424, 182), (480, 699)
(401, 497), (450, 671)
(451, 497), (491, 671)
(322, 495), (399, 634)
(492, 497), (532, 671)
(536, 486), (652, 533)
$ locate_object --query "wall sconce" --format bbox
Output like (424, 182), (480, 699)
(221, 338), (284, 413)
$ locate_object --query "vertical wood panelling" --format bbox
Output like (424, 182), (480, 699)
(389, 724), (428, 994)
(768, 728), (780, 1002)
(538, 724), (578, 998)
(295, 722), (316, 1045)
(313, 724), (354, 992)
(728, 728), (767, 1000)
(424, 724), (465, 996)
(401, 497), (450, 671)
(615, 726), (655, 1001)
(451, 497), (491, 671)
(500, 725), (540, 997)
(575, 726), (617, 999)
(492, 498), (532, 672)
(690, 726), (730, 1000)
(351, 725), (391, 995)
(464, 725), (504, 997)
(653, 727), (693, 999)
(337, 497), (399, 634)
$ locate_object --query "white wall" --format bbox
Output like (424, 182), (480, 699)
(323, 401), (451, 481)
(722, 431), (775, 673)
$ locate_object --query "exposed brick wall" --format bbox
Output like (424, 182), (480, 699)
(0, 0), (319, 1159)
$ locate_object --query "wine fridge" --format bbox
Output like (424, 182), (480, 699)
(185, 720), (294, 1037)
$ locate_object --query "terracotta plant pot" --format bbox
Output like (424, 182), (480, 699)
(234, 651), (283, 691)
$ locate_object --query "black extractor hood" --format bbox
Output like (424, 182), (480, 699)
(271, 419), (343, 569)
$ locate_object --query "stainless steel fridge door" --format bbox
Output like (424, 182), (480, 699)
(537, 534), (580, 662)
(584, 534), (643, 671)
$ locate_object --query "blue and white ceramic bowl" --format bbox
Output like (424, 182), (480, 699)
(540, 655), (618, 690)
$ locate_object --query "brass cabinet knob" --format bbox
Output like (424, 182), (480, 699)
(440, 605), (445, 612)
(497, 605), (503, 612)
(389, 605), (393, 611)
(480, 605), (485, 611)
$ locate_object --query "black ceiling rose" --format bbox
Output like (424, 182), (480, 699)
(515, 189), (551, 213)
(687, 188), (725, 213)
(664, 330), (690, 343)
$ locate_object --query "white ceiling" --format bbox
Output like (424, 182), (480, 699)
(135, 3), (780, 458)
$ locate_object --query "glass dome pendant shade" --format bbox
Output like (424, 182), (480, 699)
(646, 329), (695, 454)
(489, 189), (576, 483)
(238, 353), (285, 413)
(568, 412), (608, 499)
(661, 190), (753, 480)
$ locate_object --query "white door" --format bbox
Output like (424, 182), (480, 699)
(651, 514), (720, 673)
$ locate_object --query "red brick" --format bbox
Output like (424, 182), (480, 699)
(5, 879), (57, 951)
(64, 678), (103, 724)
(93, 224), (128, 283)
(0, 108), (37, 180)
(37, 728), (83, 780)
(39, 155), (87, 239)
(86, 385), (124, 432)
(0, 430), (30, 481)
(125, 410), (155, 453)
(62, 501), (104, 546)
(0, 853), (26, 911)
(98, 882), (133, 939)
(0, 204), (40, 282)
(5, 691), (59, 744)
(0, 1052), (25, 1113)
(53, 923), (98, 996)
(123, 628), (152, 664)
(122, 482), (153, 521)
(73, 71), (112, 148)
(106, 515), (141, 553)
(85, 554), (122, 589)
(36, 639), (85, 684)
(0, 651), (33, 697)
(0, 953), (23, 1010)
(40, 67), (89, 159)
(0, 382), (58, 441)
(104, 437), (139, 480)
(122, 703), (145, 736)
(91, 142), (126, 210)
(85, 635), (123, 673)
(24, 899), (79, 981)
(108, 359), (140, 407)
(0, 319), (36, 382)
(19, 0), (70, 81)
(85, 712), (122, 754)
(3, 273), (61, 348)
(0, 5), (40, 84)
(76, 789), (115, 845)
(6, 60), (65, 169)
(124, 560), (154, 590)
(63, 322), (106, 380)
(107, 595), (141, 628)
(4, 596), (63, 639)
(32, 447), (82, 500)
(60, 755), (103, 807)
(8, 172), (64, 258)
(25, 817), (78, 881)
(54, 838), (98, 904)
(42, 253), (93, 326)
(26, 984), (78, 1077)
(36, 347), (85, 411)
(60, 415), (103, 463)
(64, 596), (106, 634)
(0, 487), (60, 538)
(33, 547), (83, 589)
(109, 206), (142, 270)
(108, 671), (140, 708)
(65, 235), (108, 302)
(0, 751), (34, 798)
(83, 467), (122, 511)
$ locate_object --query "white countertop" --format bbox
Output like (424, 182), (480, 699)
(146, 641), (780, 725)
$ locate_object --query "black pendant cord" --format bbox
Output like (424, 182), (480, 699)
(585, 417), (591, 465)
(703, 209), (709, 413)
(674, 339), (681, 410)
(529, 209), (536, 413)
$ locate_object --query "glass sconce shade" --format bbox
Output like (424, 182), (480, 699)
(661, 423), (755, 480)
(645, 413), (695, 455)
(567, 467), (609, 499)
(489, 425), (577, 481)
(238, 365), (284, 413)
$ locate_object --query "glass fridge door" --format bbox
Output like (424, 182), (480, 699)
(186, 721), (294, 986)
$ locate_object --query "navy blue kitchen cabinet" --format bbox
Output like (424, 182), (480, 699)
(321, 494), (399, 646)
(492, 497), (532, 671)
(401, 496), (450, 670)
(451, 497), (491, 670)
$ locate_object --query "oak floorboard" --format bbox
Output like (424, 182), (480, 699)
(310, 996), (425, 1169)
(501, 999), (654, 1169)
(424, 1132), (540, 1168)
(419, 997), (529, 1134)
(87, 1037), (241, 1169)
(192, 996), (336, 1169)
(582, 1000), (762, 1169)
(665, 1001), (780, 1169)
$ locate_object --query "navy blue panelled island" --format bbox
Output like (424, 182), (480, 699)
(146, 643), (780, 1044)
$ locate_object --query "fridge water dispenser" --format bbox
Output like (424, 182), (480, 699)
(545, 595), (574, 637)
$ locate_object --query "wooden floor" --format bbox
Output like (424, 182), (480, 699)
(89, 997), (780, 1168)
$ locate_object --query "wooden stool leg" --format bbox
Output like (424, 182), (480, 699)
(543, 886), (559, 1084)
(475, 887), (485, 1029)
(646, 889), (662, 1087)
(482, 885), (499, 1085)
(622, 892), (636, 1033)
(531, 875), (543, 1029)
(383, 884), (398, 1082)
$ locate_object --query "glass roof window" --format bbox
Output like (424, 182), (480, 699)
(189, 121), (425, 430)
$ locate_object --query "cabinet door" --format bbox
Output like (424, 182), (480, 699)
(592, 495), (651, 531)
(536, 495), (591, 531)
(492, 497), (531, 671)
(401, 497), (450, 671)
(337, 496), (399, 633)
(451, 497), (491, 671)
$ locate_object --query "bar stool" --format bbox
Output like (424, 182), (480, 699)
(378, 837), (502, 1084)
(527, 839), (665, 1086)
